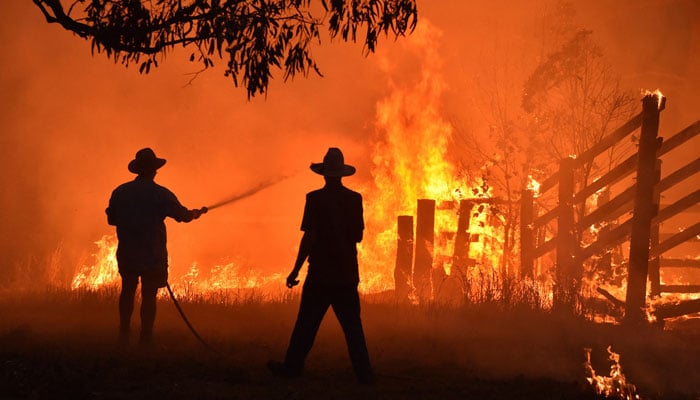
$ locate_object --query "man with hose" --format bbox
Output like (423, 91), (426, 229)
(106, 148), (207, 346)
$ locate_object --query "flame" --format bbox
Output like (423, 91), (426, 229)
(70, 234), (286, 299)
(71, 235), (119, 289)
(527, 175), (541, 197)
(584, 346), (640, 400)
(641, 88), (664, 109)
(358, 20), (505, 297)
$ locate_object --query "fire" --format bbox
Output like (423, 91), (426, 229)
(641, 88), (664, 109)
(178, 262), (283, 294)
(584, 346), (639, 400)
(527, 175), (541, 197)
(359, 19), (505, 296)
(71, 234), (286, 299)
(70, 20), (509, 301)
(72, 235), (119, 290)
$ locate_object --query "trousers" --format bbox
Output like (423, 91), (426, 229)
(284, 283), (372, 378)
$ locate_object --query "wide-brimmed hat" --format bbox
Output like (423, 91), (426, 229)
(128, 148), (166, 174)
(310, 147), (355, 177)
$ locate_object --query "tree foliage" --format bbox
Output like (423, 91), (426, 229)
(33, 0), (417, 97)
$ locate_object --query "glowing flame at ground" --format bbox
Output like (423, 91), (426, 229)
(585, 346), (639, 400)
(71, 235), (287, 298)
(72, 235), (119, 290)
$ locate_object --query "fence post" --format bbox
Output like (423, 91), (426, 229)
(452, 200), (474, 270)
(414, 199), (436, 303)
(648, 159), (663, 298)
(395, 215), (414, 301)
(625, 94), (662, 324)
(520, 189), (535, 278)
(555, 157), (577, 311)
(596, 188), (612, 273)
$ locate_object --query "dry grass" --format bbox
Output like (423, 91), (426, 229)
(1, 286), (699, 400)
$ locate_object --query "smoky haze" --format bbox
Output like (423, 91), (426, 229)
(0, 1), (698, 287)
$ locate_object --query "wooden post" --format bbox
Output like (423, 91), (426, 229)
(520, 189), (535, 278)
(625, 94), (662, 324)
(452, 200), (474, 271)
(414, 199), (435, 302)
(555, 157), (577, 310)
(395, 215), (414, 301)
(648, 160), (662, 298)
(597, 187), (612, 273)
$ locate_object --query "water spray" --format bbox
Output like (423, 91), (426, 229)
(205, 174), (291, 211)
(167, 173), (292, 352)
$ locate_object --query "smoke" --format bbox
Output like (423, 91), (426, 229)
(1, 1), (698, 287)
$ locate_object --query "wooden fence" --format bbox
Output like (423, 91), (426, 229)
(519, 94), (700, 323)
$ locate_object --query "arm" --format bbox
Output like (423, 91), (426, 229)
(106, 189), (121, 226)
(163, 187), (207, 222)
(175, 206), (207, 222)
(286, 230), (315, 288)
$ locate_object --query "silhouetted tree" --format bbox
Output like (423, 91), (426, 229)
(33, 0), (417, 97)
(521, 1), (637, 308)
(453, 0), (636, 282)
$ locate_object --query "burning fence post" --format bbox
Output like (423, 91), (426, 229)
(519, 189), (535, 279)
(452, 199), (475, 274)
(625, 94), (663, 324)
(395, 215), (414, 301)
(555, 156), (578, 311)
(648, 159), (662, 298)
(596, 188), (613, 273)
(414, 199), (436, 302)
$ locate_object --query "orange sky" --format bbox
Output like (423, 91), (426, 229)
(1, 0), (698, 287)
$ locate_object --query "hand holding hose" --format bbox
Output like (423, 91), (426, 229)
(192, 207), (208, 220)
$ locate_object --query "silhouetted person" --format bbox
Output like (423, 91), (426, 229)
(106, 148), (206, 346)
(268, 147), (375, 384)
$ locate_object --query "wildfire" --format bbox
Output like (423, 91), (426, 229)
(71, 234), (286, 299)
(72, 235), (119, 290)
(359, 19), (505, 296)
(70, 20), (509, 302)
(584, 346), (639, 400)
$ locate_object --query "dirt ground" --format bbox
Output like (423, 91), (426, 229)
(1, 288), (698, 400)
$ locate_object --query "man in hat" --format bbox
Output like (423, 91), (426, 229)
(106, 147), (207, 346)
(268, 147), (375, 384)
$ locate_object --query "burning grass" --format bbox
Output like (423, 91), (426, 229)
(1, 286), (699, 399)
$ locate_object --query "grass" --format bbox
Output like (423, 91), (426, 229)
(1, 286), (699, 399)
